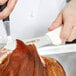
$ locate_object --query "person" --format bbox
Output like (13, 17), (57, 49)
(0, 0), (76, 43)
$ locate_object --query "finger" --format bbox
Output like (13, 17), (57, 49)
(48, 12), (62, 31)
(0, 0), (17, 19)
(68, 26), (76, 42)
(0, 0), (8, 5)
(60, 19), (73, 42)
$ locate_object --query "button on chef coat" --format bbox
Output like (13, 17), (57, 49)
(10, 0), (66, 40)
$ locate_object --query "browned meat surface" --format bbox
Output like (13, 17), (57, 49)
(0, 40), (65, 76)
(43, 57), (65, 76)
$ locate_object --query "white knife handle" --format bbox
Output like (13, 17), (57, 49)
(46, 26), (63, 45)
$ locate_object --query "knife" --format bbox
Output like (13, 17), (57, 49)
(23, 26), (63, 48)
(0, 2), (16, 49)
(23, 27), (76, 55)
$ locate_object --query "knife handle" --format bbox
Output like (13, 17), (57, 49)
(46, 26), (63, 45)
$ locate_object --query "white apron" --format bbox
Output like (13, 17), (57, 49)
(10, 0), (66, 39)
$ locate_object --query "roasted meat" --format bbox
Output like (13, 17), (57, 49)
(0, 40), (65, 76)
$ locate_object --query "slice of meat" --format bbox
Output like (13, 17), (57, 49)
(0, 40), (65, 76)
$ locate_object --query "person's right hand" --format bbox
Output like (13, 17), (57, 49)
(0, 0), (17, 19)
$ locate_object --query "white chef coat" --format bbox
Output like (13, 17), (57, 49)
(10, 0), (66, 40)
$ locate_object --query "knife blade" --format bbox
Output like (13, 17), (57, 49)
(23, 26), (63, 48)
(37, 44), (76, 55)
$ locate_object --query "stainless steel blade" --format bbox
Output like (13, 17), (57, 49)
(3, 21), (10, 36)
(3, 21), (11, 44)
(37, 44), (76, 55)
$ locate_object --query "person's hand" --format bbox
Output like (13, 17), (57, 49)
(48, 1), (76, 42)
(0, 0), (17, 19)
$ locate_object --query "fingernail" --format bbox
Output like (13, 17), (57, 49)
(48, 27), (52, 31)
(48, 26), (54, 30)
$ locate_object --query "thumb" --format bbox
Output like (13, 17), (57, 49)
(48, 12), (62, 31)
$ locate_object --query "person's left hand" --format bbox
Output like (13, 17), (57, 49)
(0, 0), (17, 19)
(48, 1), (76, 42)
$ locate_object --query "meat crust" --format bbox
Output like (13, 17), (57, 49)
(0, 40), (65, 76)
